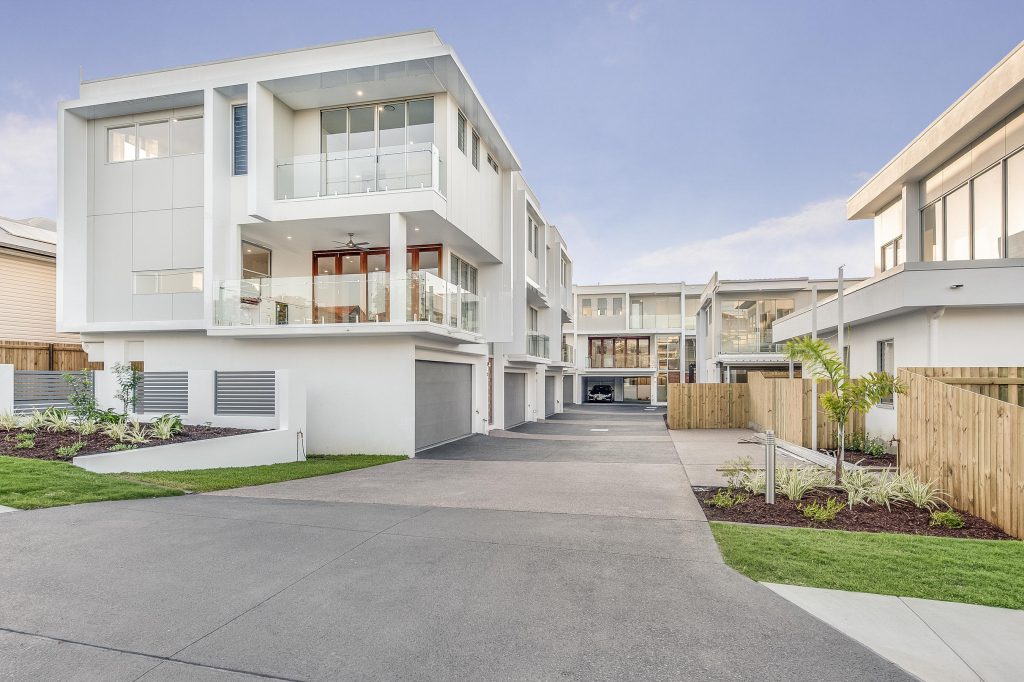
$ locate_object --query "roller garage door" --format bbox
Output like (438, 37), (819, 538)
(415, 360), (472, 450)
(545, 375), (556, 417)
(504, 372), (526, 428)
(563, 375), (574, 405)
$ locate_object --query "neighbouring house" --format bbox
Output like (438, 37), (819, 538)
(57, 30), (573, 456)
(0, 216), (77, 343)
(773, 41), (1024, 441)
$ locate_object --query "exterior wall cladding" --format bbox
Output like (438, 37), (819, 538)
(57, 30), (574, 456)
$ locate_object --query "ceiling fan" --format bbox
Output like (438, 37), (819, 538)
(333, 233), (370, 250)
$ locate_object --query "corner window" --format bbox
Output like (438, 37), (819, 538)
(133, 269), (203, 295)
(457, 111), (467, 153)
(233, 105), (248, 175)
(877, 339), (894, 405)
(471, 130), (480, 169)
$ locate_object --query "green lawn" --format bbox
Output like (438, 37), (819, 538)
(0, 454), (406, 510)
(0, 456), (182, 510)
(711, 521), (1024, 610)
(118, 454), (407, 492)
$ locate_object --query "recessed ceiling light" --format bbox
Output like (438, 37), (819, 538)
(356, 90), (363, 96)
(286, 235), (292, 240)
(414, 227), (420, 231)
(246, 249), (252, 253)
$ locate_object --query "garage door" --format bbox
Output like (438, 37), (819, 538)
(504, 372), (526, 428)
(563, 375), (574, 405)
(544, 375), (556, 417)
(415, 360), (472, 450)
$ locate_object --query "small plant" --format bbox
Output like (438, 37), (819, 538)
(14, 431), (36, 449)
(63, 369), (97, 422)
(21, 410), (47, 431)
(42, 407), (74, 433)
(799, 497), (844, 523)
(94, 408), (124, 424)
(838, 468), (876, 508)
(102, 420), (130, 442)
(123, 419), (150, 444)
(0, 412), (20, 430)
(844, 430), (866, 452)
(776, 466), (830, 502)
(112, 362), (141, 416)
(898, 473), (947, 510)
(721, 456), (754, 490)
(150, 414), (184, 440)
(55, 441), (86, 459)
(867, 472), (905, 511)
(929, 509), (965, 529)
(862, 436), (889, 457)
(75, 418), (100, 436)
(740, 469), (768, 495)
(708, 488), (749, 508)
(108, 443), (137, 452)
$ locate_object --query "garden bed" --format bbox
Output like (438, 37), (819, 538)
(0, 424), (257, 461)
(837, 450), (896, 468)
(697, 486), (1012, 540)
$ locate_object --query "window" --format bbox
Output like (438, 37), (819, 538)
(560, 258), (569, 286)
(133, 269), (203, 295)
(471, 130), (480, 169)
(612, 298), (623, 316)
(922, 202), (944, 261)
(450, 254), (478, 294)
(596, 298), (608, 316)
(972, 165), (1003, 259)
(1009, 151), (1024, 258)
(527, 217), (539, 255)
(457, 111), (467, 153)
(171, 117), (203, 156)
(242, 241), (271, 279)
(528, 307), (539, 332)
(945, 184), (971, 260)
(880, 236), (902, 271)
(107, 125), (136, 162)
(877, 339), (895, 406)
(588, 337), (650, 369)
(487, 153), (498, 173)
(581, 298), (592, 317)
(233, 105), (248, 175)
(136, 120), (170, 159)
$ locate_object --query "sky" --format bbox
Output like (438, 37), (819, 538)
(1, 0), (1022, 284)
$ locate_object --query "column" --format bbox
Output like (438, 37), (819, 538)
(902, 182), (922, 263)
(389, 213), (407, 322)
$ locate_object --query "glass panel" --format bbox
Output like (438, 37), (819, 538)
(315, 255), (337, 276)
(596, 298), (608, 316)
(348, 106), (375, 193)
(137, 121), (170, 159)
(882, 243), (894, 271)
(972, 165), (1003, 259)
(322, 109), (348, 195)
(241, 242), (271, 278)
(1009, 152), (1024, 258)
(581, 298), (592, 317)
(407, 99), (434, 149)
(378, 102), (406, 190)
(366, 254), (389, 323)
(171, 117), (203, 156)
(108, 125), (136, 162)
(232, 105), (248, 175)
(613, 338), (625, 367)
(417, 249), (439, 276)
(922, 203), (944, 261)
(612, 298), (623, 316)
(945, 185), (970, 260)
(639, 338), (651, 367)
(340, 253), (361, 275)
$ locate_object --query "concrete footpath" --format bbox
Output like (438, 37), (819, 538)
(766, 583), (1024, 682)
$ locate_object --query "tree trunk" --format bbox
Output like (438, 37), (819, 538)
(836, 423), (845, 484)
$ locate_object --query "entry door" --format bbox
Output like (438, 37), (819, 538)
(312, 249), (389, 323)
(544, 375), (556, 417)
(504, 372), (526, 428)
(415, 360), (472, 450)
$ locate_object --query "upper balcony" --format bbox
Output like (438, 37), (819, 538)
(276, 145), (443, 201)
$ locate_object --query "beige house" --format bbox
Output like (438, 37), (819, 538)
(0, 216), (76, 343)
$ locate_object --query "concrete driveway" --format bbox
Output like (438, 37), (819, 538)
(0, 405), (909, 681)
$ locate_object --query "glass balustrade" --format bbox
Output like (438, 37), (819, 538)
(215, 271), (481, 334)
(527, 332), (550, 358)
(275, 145), (441, 200)
(561, 343), (575, 364)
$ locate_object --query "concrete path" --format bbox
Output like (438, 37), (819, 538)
(670, 428), (805, 486)
(766, 583), (1024, 681)
(0, 405), (909, 680)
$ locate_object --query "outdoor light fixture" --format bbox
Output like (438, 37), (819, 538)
(950, 283), (964, 289)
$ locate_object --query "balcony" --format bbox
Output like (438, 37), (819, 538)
(527, 332), (550, 358)
(628, 313), (681, 330)
(275, 145), (443, 200)
(561, 343), (575, 364)
(585, 354), (653, 370)
(213, 271), (480, 334)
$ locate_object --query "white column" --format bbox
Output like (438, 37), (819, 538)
(0, 365), (13, 414)
(902, 183), (921, 263)
(389, 213), (407, 322)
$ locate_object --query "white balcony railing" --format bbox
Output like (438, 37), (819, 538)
(527, 332), (550, 358)
(275, 145), (443, 200)
(214, 271), (480, 334)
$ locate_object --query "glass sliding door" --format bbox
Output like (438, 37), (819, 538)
(407, 99), (434, 188)
(377, 102), (406, 190)
(321, 109), (348, 196)
(348, 106), (375, 193)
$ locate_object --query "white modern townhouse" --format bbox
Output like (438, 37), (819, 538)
(773, 41), (1024, 440)
(696, 274), (856, 384)
(57, 30), (572, 457)
(563, 282), (699, 405)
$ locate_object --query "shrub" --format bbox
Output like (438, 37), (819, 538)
(150, 414), (184, 440)
(94, 408), (124, 424)
(123, 419), (150, 444)
(21, 410), (47, 431)
(55, 441), (86, 459)
(108, 443), (137, 452)
(740, 469), (767, 495)
(838, 468), (876, 509)
(898, 473), (947, 510)
(844, 430), (866, 452)
(863, 436), (889, 457)
(799, 497), (844, 523)
(42, 407), (74, 433)
(14, 431), (35, 450)
(929, 509), (965, 529)
(721, 457), (754, 490)
(708, 489), (749, 508)
(867, 471), (905, 511)
(776, 466), (830, 502)
(102, 420), (130, 442)
(112, 363), (141, 416)
(62, 369), (97, 422)
(0, 412), (19, 430)
(75, 418), (100, 436)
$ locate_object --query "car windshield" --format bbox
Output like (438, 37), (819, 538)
(593, 386), (612, 394)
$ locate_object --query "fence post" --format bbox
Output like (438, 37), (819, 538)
(765, 429), (776, 504)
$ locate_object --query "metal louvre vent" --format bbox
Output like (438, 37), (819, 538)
(215, 371), (276, 416)
(13, 370), (84, 414)
(137, 372), (189, 414)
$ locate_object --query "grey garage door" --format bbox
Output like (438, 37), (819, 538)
(415, 360), (472, 450)
(563, 375), (574, 405)
(504, 372), (526, 428)
(545, 375), (556, 417)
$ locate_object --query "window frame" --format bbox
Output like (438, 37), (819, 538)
(457, 111), (467, 153)
(232, 104), (248, 176)
(471, 130), (480, 169)
(880, 236), (902, 272)
(877, 339), (895, 407)
(241, 240), (272, 279)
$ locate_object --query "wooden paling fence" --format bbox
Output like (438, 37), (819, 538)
(667, 383), (749, 429)
(0, 340), (98, 371)
(899, 367), (1023, 539)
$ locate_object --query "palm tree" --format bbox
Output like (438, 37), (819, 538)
(784, 337), (905, 483)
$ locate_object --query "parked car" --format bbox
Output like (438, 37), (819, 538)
(588, 384), (614, 402)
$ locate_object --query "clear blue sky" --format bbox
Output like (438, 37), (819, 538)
(2, 0), (1021, 283)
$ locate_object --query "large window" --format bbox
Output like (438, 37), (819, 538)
(579, 295), (624, 318)
(877, 339), (895, 406)
(133, 269), (203, 295)
(588, 337), (650, 369)
(108, 116), (203, 163)
(629, 295), (681, 329)
(450, 254), (478, 294)
(719, 298), (794, 353)
(232, 105), (248, 175)
(242, 242), (271, 279)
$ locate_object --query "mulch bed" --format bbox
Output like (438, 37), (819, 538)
(837, 449), (897, 468)
(1, 425), (257, 461)
(697, 487), (1013, 540)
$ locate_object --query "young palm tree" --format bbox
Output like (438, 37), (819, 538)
(784, 337), (905, 483)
